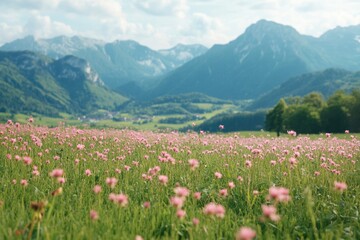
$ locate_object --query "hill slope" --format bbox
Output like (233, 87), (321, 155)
(151, 20), (360, 100)
(0, 36), (208, 89)
(0, 51), (127, 116)
(249, 68), (360, 109)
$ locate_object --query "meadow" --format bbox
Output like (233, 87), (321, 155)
(0, 120), (359, 239)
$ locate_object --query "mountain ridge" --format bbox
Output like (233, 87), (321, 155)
(0, 50), (127, 116)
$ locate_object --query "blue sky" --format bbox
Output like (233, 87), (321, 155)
(0, 0), (359, 49)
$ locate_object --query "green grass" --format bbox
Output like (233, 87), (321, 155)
(0, 123), (359, 239)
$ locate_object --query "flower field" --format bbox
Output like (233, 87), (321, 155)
(0, 120), (359, 239)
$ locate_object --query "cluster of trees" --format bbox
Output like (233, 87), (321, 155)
(265, 90), (360, 135)
(189, 111), (266, 133)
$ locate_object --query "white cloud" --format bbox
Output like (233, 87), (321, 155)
(178, 13), (228, 47)
(0, 0), (60, 10)
(0, 23), (23, 45)
(23, 15), (75, 39)
(134, 0), (188, 18)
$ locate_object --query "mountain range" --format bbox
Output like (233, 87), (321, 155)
(1, 19), (360, 116)
(0, 51), (127, 116)
(151, 20), (360, 100)
(0, 36), (208, 90)
(249, 68), (360, 109)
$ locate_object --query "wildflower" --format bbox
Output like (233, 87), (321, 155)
(188, 159), (199, 170)
(245, 160), (252, 168)
(90, 210), (99, 221)
(143, 201), (151, 209)
(85, 169), (92, 176)
(170, 196), (184, 209)
(219, 125), (224, 130)
(109, 193), (128, 207)
(106, 177), (118, 188)
(262, 205), (280, 222)
(93, 185), (102, 194)
(203, 202), (225, 218)
(77, 144), (85, 150)
(193, 192), (201, 200)
(135, 235), (143, 240)
(57, 177), (66, 184)
(20, 179), (28, 187)
(176, 209), (186, 219)
(219, 189), (228, 197)
(32, 170), (40, 176)
(268, 186), (291, 203)
(236, 227), (256, 240)
(49, 169), (64, 178)
(192, 218), (200, 226)
(214, 172), (222, 179)
(334, 181), (347, 192)
(158, 175), (168, 185)
(23, 156), (32, 165)
(174, 187), (190, 198)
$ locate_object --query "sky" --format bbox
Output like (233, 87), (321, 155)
(0, 0), (359, 50)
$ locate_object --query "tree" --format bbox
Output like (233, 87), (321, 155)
(321, 90), (354, 133)
(302, 92), (326, 109)
(284, 105), (321, 134)
(265, 99), (287, 136)
(349, 90), (360, 132)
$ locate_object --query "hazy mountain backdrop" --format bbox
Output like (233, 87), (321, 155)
(0, 51), (127, 116)
(1, 19), (360, 117)
(0, 36), (208, 90)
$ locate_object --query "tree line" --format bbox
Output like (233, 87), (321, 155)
(265, 90), (360, 135)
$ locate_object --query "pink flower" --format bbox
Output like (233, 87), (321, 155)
(345, 130), (349, 134)
(49, 169), (64, 178)
(170, 196), (184, 209)
(245, 160), (252, 168)
(192, 218), (200, 226)
(32, 170), (40, 176)
(20, 179), (28, 187)
(90, 210), (99, 221)
(106, 177), (118, 188)
(135, 235), (143, 240)
(228, 182), (235, 189)
(262, 205), (280, 221)
(109, 193), (128, 207)
(77, 144), (85, 150)
(174, 187), (190, 198)
(23, 156), (32, 165)
(334, 181), (347, 192)
(219, 189), (228, 197)
(188, 159), (199, 170)
(93, 185), (102, 194)
(57, 177), (66, 184)
(176, 209), (186, 219)
(143, 201), (151, 209)
(203, 202), (225, 218)
(214, 172), (222, 179)
(219, 125), (224, 130)
(193, 192), (201, 200)
(287, 130), (297, 136)
(85, 169), (92, 176)
(74, 159), (80, 165)
(268, 186), (291, 203)
(236, 227), (256, 240)
(158, 175), (168, 185)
